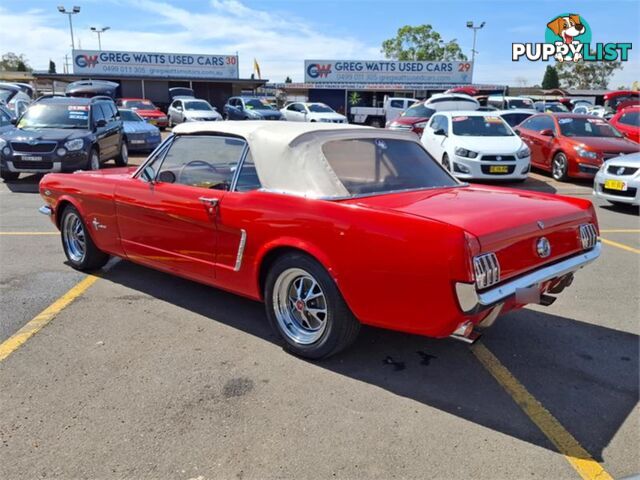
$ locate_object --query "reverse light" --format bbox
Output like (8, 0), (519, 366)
(64, 139), (84, 151)
(455, 147), (478, 158)
(575, 146), (598, 159)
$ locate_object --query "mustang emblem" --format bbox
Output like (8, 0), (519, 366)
(536, 237), (551, 258)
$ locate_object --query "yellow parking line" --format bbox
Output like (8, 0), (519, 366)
(0, 275), (99, 362)
(599, 229), (640, 233)
(600, 238), (640, 254)
(471, 343), (613, 480)
(0, 232), (58, 236)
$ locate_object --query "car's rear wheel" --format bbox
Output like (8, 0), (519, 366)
(264, 253), (360, 359)
(60, 205), (109, 271)
(551, 152), (569, 181)
(115, 141), (128, 166)
(0, 170), (20, 181)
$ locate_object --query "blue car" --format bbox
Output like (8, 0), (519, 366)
(119, 109), (161, 152)
(223, 96), (283, 120)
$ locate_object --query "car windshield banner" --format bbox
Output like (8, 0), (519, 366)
(73, 50), (239, 79)
(304, 60), (473, 84)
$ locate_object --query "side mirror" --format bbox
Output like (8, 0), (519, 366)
(95, 119), (107, 128)
(540, 129), (554, 137)
(433, 128), (447, 136)
(10, 117), (17, 125)
(158, 170), (176, 184)
(514, 128), (521, 136)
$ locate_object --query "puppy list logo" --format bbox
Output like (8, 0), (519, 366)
(512, 13), (632, 63)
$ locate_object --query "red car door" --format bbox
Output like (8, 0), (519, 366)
(517, 115), (556, 170)
(114, 135), (247, 285)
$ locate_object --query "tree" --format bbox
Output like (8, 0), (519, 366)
(348, 92), (362, 106)
(381, 25), (467, 61)
(541, 65), (559, 89)
(555, 57), (623, 89)
(48, 60), (57, 74)
(0, 52), (31, 71)
(284, 76), (292, 83)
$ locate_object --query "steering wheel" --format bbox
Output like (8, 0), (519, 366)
(177, 160), (222, 184)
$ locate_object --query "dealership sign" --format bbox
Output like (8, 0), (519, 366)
(73, 50), (239, 79)
(304, 60), (473, 84)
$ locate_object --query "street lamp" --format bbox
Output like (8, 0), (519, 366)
(466, 21), (486, 65)
(90, 26), (110, 50)
(57, 5), (81, 51)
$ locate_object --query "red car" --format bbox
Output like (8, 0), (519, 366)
(116, 98), (168, 130)
(604, 90), (640, 113)
(516, 113), (640, 181)
(386, 101), (436, 136)
(39, 122), (600, 359)
(609, 106), (640, 143)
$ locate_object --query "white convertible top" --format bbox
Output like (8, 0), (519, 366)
(172, 121), (420, 198)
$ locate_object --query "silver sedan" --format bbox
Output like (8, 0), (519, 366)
(593, 152), (640, 206)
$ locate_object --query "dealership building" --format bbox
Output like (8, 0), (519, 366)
(33, 49), (266, 110)
(266, 59), (506, 114)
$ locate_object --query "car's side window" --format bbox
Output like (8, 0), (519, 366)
(234, 151), (262, 192)
(441, 117), (450, 135)
(538, 115), (556, 133)
(521, 116), (540, 131)
(0, 109), (11, 126)
(287, 103), (297, 111)
(157, 135), (247, 190)
(92, 103), (106, 125)
(390, 100), (404, 109)
(430, 115), (444, 132)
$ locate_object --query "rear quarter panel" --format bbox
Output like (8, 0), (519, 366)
(218, 191), (470, 337)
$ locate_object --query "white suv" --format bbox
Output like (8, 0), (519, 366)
(421, 111), (531, 181)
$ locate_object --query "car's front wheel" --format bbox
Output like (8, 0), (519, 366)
(60, 205), (109, 271)
(551, 152), (569, 181)
(442, 153), (452, 172)
(115, 141), (128, 166)
(264, 253), (360, 359)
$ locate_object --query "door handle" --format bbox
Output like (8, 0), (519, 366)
(199, 197), (219, 207)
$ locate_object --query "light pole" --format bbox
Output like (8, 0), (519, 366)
(58, 5), (81, 51)
(466, 21), (485, 65)
(90, 26), (110, 50)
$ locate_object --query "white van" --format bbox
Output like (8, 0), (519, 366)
(487, 96), (535, 110)
(424, 93), (480, 111)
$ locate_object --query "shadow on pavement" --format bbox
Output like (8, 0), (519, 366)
(3, 174), (42, 194)
(599, 203), (640, 216)
(102, 259), (638, 462)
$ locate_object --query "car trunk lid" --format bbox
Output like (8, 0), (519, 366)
(341, 185), (595, 281)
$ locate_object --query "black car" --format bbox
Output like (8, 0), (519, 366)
(0, 96), (126, 181)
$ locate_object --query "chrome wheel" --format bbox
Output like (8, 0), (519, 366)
(90, 150), (100, 170)
(62, 212), (86, 263)
(273, 268), (328, 345)
(552, 154), (567, 180)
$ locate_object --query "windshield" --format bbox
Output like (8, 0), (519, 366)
(558, 117), (623, 137)
(245, 99), (271, 110)
(0, 89), (15, 103)
(119, 110), (144, 122)
(501, 112), (533, 127)
(540, 103), (569, 112)
(184, 101), (213, 111)
(508, 99), (533, 109)
(126, 100), (156, 111)
(308, 104), (334, 113)
(452, 116), (513, 136)
(18, 103), (89, 129)
(322, 138), (457, 196)
(402, 104), (436, 118)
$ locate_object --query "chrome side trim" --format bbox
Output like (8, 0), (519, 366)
(478, 242), (601, 307)
(38, 205), (52, 216)
(233, 229), (247, 272)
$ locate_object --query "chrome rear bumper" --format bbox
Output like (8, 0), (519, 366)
(456, 242), (601, 313)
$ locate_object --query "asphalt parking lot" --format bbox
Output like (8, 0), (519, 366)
(0, 144), (638, 479)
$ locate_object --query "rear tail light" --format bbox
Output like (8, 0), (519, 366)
(473, 253), (500, 289)
(579, 223), (598, 250)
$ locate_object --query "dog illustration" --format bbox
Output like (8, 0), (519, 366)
(547, 14), (585, 62)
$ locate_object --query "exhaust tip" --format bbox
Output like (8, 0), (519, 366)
(450, 321), (482, 344)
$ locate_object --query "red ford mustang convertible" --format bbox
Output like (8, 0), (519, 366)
(39, 122), (600, 358)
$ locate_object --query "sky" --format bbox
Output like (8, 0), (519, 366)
(1, 0), (639, 87)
